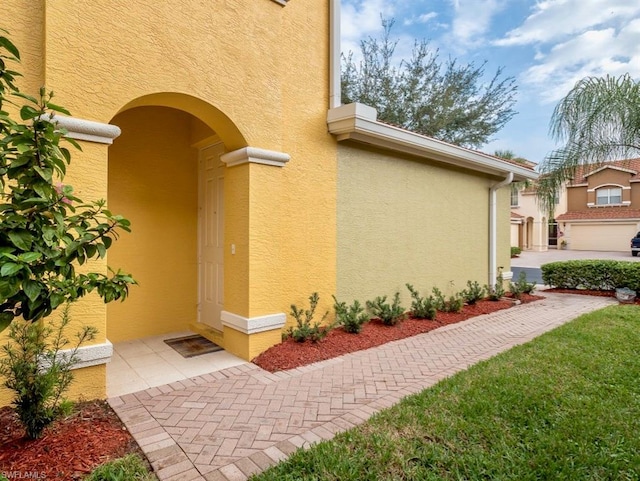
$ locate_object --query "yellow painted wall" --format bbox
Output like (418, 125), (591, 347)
(337, 144), (511, 306)
(33, 0), (335, 327)
(3, 0), (336, 372)
(107, 107), (200, 341)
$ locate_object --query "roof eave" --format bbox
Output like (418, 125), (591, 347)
(327, 103), (538, 182)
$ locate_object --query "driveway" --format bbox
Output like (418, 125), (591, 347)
(511, 249), (640, 284)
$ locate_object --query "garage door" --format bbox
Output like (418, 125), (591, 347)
(570, 223), (637, 251)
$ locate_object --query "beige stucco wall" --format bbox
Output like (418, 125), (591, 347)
(336, 144), (510, 307)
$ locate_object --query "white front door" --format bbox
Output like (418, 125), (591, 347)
(198, 143), (225, 330)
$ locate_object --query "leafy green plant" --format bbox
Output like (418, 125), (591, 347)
(366, 293), (405, 326)
(332, 296), (369, 334)
(510, 246), (522, 257)
(0, 303), (96, 438)
(405, 284), (436, 320)
(510, 271), (537, 299)
(485, 268), (506, 301)
(431, 287), (464, 313)
(542, 260), (640, 291)
(0, 32), (135, 331)
(460, 280), (486, 305)
(86, 454), (157, 481)
(286, 292), (329, 343)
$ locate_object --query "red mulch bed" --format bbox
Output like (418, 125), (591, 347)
(0, 399), (143, 480)
(253, 294), (543, 372)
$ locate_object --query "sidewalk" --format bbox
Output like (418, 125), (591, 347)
(109, 292), (615, 481)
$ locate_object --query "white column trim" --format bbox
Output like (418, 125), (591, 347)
(41, 341), (114, 371)
(221, 311), (286, 335)
(220, 147), (290, 168)
(43, 114), (121, 144)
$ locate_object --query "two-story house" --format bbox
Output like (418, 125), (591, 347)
(556, 159), (640, 251)
(1, 0), (536, 405)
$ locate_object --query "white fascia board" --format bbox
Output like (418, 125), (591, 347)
(327, 103), (538, 182)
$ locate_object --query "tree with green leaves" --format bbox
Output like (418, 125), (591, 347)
(537, 74), (640, 214)
(0, 31), (135, 331)
(341, 19), (518, 149)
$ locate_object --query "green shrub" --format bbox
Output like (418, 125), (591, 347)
(460, 280), (486, 305)
(541, 260), (640, 291)
(485, 268), (506, 301)
(332, 296), (369, 334)
(366, 293), (405, 326)
(0, 303), (96, 439)
(86, 454), (156, 481)
(405, 284), (436, 320)
(286, 292), (329, 343)
(510, 271), (537, 299)
(0, 32), (135, 332)
(431, 287), (464, 313)
(511, 246), (522, 257)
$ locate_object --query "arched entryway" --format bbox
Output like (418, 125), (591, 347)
(105, 95), (248, 396)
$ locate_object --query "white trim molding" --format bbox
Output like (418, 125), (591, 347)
(221, 311), (286, 335)
(43, 114), (121, 144)
(221, 147), (290, 168)
(327, 103), (538, 182)
(271, 0), (289, 4)
(42, 341), (114, 371)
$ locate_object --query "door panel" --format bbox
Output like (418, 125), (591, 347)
(198, 143), (225, 330)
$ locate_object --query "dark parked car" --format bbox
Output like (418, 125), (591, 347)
(631, 232), (640, 256)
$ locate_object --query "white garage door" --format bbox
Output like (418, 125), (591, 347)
(510, 224), (520, 247)
(570, 223), (638, 251)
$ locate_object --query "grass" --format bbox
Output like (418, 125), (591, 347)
(250, 305), (640, 480)
(85, 454), (157, 481)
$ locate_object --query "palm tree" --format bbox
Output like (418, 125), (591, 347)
(537, 74), (640, 214)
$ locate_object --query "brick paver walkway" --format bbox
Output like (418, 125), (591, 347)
(109, 292), (614, 480)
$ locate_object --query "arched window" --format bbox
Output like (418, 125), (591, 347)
(596, 186), (622, 205)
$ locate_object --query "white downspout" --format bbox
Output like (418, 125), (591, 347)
(329, 0), (341, 108)
(489, 172), (513, 286)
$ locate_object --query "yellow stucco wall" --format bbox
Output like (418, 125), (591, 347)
(107, 107), (202, 341)
(16, 0), (334, 333)
(336, 144), (511, 306)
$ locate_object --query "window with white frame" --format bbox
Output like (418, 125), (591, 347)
(510, 185), (519, 207)
(596, 187), (622, 205)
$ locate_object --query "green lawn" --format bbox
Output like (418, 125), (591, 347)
(251, 305), (640, 481)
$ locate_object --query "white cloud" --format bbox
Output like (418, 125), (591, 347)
(449, 0), (505, 47)
(519, 19), (640, 103)
(495, 0), (640, 47)
(404, 11), (438, 26)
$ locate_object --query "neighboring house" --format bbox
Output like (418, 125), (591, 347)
(556, 159), (640, 251)
(1, 1), (537, 405)
(510, 178), (568, 251)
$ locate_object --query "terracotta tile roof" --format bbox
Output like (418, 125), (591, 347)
(569, 158), (640, 185)
(557, 208), (640, 221)
(511, 211), (524, 219)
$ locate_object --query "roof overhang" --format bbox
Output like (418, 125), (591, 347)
(327, 103), (538, 182)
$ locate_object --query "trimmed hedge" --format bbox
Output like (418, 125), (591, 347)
(541, 260), (640, 291)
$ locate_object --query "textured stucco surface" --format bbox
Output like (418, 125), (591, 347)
(336, 144), (511, 307)
(107, 107), (199, 342)
(223, 326), (282, 361)
(2, 0), (336, 397)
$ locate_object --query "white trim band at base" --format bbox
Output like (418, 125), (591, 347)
(221, 311), (286, 335)
(45, 341), (114, 371)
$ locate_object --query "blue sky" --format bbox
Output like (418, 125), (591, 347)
(340, 0), (640, 165)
